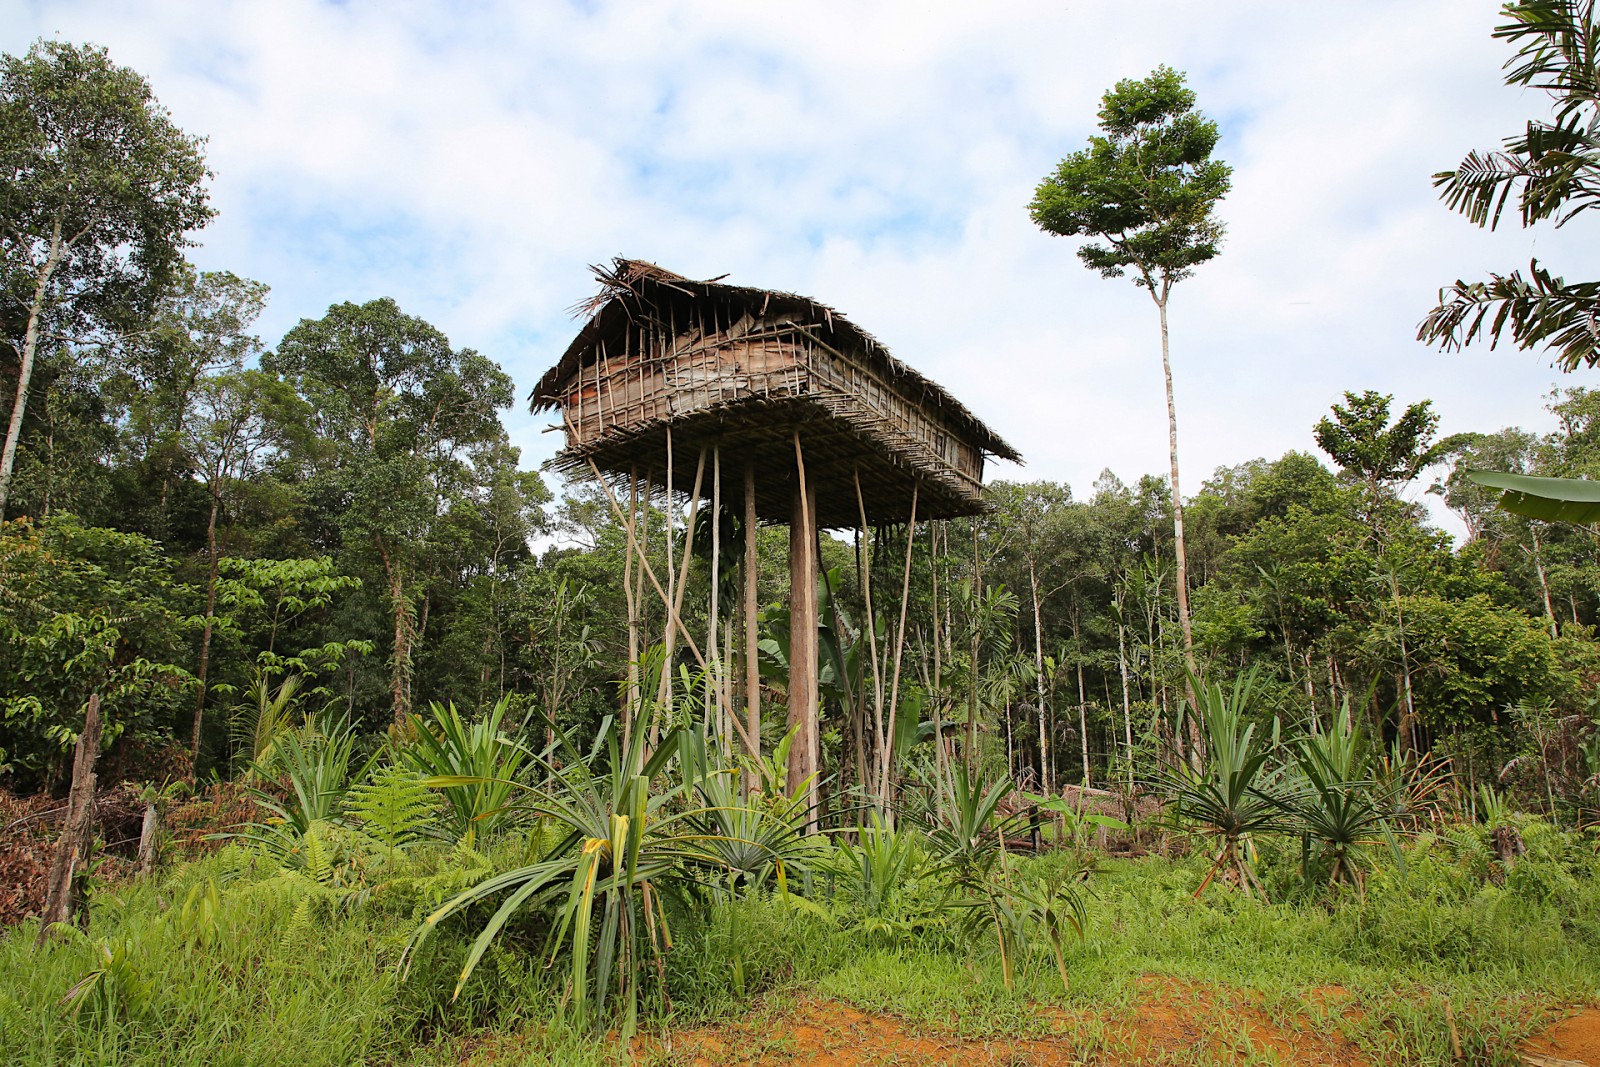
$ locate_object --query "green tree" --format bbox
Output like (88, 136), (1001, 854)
(1419, 0), (1600, 371)
(0, 40), (213, 519)
(185, 369), (303, 767)
(1313, 390), (1446, 535)
(1029, 65), (1232, 684)
(266, 298), (515, 726)
(0, 514), (199, 787)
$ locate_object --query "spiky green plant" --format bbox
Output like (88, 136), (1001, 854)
(676, 729), (819, 893)
(242, 719), (364, 836)
(1158, 670), (1284, 900)
(404, 715), (704, 1034)
(402, 697), (529, 845)
(1281, 707), (1401, 890)
(925, 763), (1033, 988)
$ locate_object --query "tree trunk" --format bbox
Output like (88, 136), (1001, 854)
(968, 524), (982, 771)
(1029, 558), (1050, 792)
(1529, 524), (1558, 638)
(1116, 592), (1134, 791)
(190, 488), (222, 771)
(37, 695), (102, 946)
(1391, 575), (1419, 752)
(375, 536), (415, 729)
(0, 221), (64, 521)
(1154, 292), (1201, 756)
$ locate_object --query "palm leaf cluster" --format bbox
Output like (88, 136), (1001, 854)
(1420, 0), (1600, 371)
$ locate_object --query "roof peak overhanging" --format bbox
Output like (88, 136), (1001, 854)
(529, 257), (1023, 466)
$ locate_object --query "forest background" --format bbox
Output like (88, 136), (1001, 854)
(1, 17), (1599, 821)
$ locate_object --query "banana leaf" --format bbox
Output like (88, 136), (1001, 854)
(1468, 469), (1600, 522)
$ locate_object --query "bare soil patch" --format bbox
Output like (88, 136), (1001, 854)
(1523, 1007), (1600, 1066)
(637, 978), (1370, 1066)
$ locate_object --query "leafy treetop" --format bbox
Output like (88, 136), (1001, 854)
(1028, 65), (1232, 294)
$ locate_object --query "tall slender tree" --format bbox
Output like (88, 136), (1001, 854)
(0, 41), (213, 519)
(1029, 66), (1232, 693)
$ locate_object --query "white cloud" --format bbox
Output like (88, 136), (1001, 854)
(5, 0), (1593, 537)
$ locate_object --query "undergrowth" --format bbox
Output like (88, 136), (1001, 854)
(1, 826), (1596, 1066)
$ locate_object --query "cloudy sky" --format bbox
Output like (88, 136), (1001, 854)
(7, 0), (1597, 535)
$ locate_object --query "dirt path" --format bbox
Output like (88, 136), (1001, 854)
(640, 982), (1370, 1066)
(635, 988), (1600, 1067)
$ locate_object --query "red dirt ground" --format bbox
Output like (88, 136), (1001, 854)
(635, 980), (1371, 1067)
(627, 984), (1600, 1067)
(1523, 1007), (1600, 1066)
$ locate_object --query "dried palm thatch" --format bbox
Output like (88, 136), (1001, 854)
(530, 258), (1020, 526)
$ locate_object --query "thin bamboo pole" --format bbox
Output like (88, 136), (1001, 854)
(709, 445), (722, 747)
(624, 467), (640, 745)
(583, 457), (758, 757)
(854, 469), (886, 811)
(880, 480), (919, 809)
(657, 427), (677, 731)
(655, 446), (708, 743)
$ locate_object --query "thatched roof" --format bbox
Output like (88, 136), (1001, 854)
(529, 258), (1022, 465)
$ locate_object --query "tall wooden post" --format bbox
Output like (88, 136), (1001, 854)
(743, 460), (761, 770)
(788, 437), (819, 823)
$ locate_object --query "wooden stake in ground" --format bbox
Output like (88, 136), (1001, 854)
(137, 798), (161, 876)
(37, 694), (103, 946)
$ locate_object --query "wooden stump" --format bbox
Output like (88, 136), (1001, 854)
(36, 694), (102, 946)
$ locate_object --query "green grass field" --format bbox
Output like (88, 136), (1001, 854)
(4, 823), (1596, 1067)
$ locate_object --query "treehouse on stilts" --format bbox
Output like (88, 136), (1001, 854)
(530, 259), (1020, 819)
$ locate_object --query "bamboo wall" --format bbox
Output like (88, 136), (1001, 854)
(559, 319), (985, 496)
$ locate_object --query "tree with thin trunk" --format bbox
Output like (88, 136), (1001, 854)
(0, 40), (212, 520)
(1029, 66), (1232, 706)
(185, 368), (298, 770)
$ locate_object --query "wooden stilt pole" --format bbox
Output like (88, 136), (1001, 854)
(709, 445), (721, 746)
(854, 469), (886, 813)
(655, 445), (707, 744)
(656, 429), (677, 741)
(789, 432), (819, 827)
(624, 468), (640, 745)
(932, 521), (947, 811)
(744, 460), (761, 775)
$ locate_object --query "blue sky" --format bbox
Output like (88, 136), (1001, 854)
(7, 0), (1598, 536)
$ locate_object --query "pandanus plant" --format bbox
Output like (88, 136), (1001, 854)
(404, 715), (695, 1033)
(401, 697), (529, 846)
(1281, 705), (1402, 891)
(1159, 671), (1283, 900)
